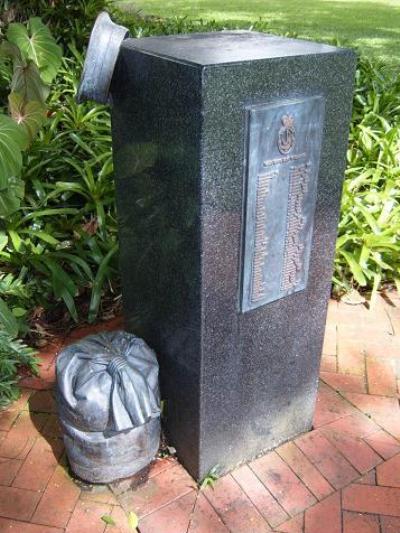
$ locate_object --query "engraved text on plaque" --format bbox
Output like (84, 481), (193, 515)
(241, 96), (325, 312)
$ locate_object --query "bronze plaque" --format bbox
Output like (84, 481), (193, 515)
(241, 96), (325, 312)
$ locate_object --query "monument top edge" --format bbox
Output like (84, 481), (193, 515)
(122, 30), (355, 67)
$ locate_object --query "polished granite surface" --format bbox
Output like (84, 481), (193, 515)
(111, 32), (356, 479)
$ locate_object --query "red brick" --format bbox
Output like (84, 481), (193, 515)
(232, 464), (289, 527)
(42, 414), (62, 439)
(343, 392), (400, 439)
(0, 485), (41, 521)
(322, 428), (381, 473)
(365, 337), (400, 359)
(0, 390), (32, 431)
(204, 474), (271, 532)
(363, 313), (393, 336)
(343, 511), (379, 533)
(138, 491), (195, 533)
(28, 391), (57, 413)
(20, 356), (57, 390)
(13, 437), (63, 491)
(189, 493), (230, 533)
(119, 464), (196, 518)
(148, 456), (178, 478)
(320, 372), (366, 393)
(66, 499), (112, 533)
(37, 341), (62, 362)
(381, 516), (400, 533)
(337, 301), (369, 322)
(0, 411), (47, 459)
(0, 518), (63, 532)
(367, 357), (397, 396)
(342, 484), (400, 516)
(358, 469), (376, 485)
(0, 458), (22, 486)
(376, 454), (400, 487)
(313, 383), (357, 428)
(322, 325), (337, 356)
(66, 318), (122, 344)
(304, 492), (341, 533)
(364, 429), (400, 460)
(250, 451), (316, 516)
(326, 300), (339, 324)
(19, 375), (53, 390)
(321, 412), (379, 439)
(388, 312), (400, 338)
(276, 441), (333, 501)
(104, 505), (132, 533)
(139, 491), (229, 533)
(295, 431), (359, 489)
(32, 465), (80, 528)
(320, 355), (337, 373)
(80, 486), (118, 505)
(274, 514), (304, 533)
(0, 410), (21, 434)
(337, 341), (365, 376)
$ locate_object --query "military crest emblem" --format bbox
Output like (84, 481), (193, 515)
(278, 114), (296, 154)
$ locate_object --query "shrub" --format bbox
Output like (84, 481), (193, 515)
(0, 331), (38, 407)
(335, 58), (400, 298)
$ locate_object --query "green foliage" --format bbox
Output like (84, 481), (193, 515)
(0, 16), (62, 217)
(6, 16), (62, 83)
(0, 53), (119, 326)
(127, 512), (139, 530)
(334, 58), (400, 298)
(199, 466), (220, 490)
(1, 0), (111, 50)
(0, 330), (38, 407)
(101, 515), (116, 526)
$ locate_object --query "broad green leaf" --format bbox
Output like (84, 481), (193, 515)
(0, 177), (25, 218)
(9, 92), (46, 141)
(340, 250), (367, 286)
(101, 515), (116, 526)
(18, 207), (79, 226)
(19, 230), (59, 246)
(12, 308), (27, 318)
(7, 17), (62, 83)
(0, 41), (22, 61)
(46, 259), (77, 298)
(0, 232), (8, 251)
(0, 297), (18, 337)
(11, 58), (49, 103)
(370, 272), (382, 309)
(336, 235), (353, 248)
(359, 245), (370, 268)
(0, 114), (28, 188)
(127, 512), (139, 530)
(50, 252), (93, 280)
(8, 230), (23, 252)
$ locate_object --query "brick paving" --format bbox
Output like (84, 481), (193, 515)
(0, 294), (399, 532)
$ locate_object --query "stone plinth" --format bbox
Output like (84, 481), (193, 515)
(110, 31), (356, 479)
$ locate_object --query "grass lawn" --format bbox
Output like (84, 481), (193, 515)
(116, 0), (400, 62)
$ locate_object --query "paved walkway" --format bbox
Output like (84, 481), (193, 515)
(0, 294), (399, 532)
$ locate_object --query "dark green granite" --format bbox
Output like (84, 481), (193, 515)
(110, 31), (356, 480)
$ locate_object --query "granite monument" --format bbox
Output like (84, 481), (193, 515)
(79, 14), (356, 480)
